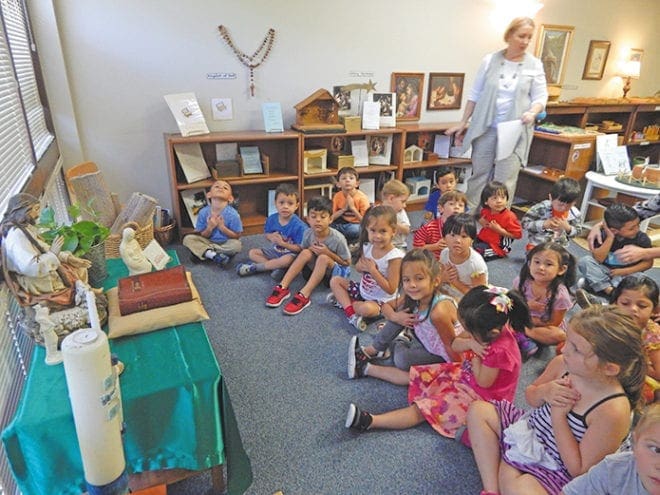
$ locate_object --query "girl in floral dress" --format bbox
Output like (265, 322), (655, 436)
(345, 285), (530, 441)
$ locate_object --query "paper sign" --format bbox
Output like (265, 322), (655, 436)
(361, 101), (381, 130)
(262, 102), (284, 132)
(433, 135), (450, 159)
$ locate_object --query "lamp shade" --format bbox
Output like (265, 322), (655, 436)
(619, 59), (641, 79)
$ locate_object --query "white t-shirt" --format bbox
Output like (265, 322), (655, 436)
(439, 247), (488, 299)
(359, 243), (405, 302)
(393, 209), (411, 250)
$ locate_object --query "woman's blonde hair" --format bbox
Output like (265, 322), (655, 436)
(569, 305), (646, 409)
(504, 17), (535, 42)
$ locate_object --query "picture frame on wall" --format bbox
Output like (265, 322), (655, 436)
(535, 24), (574, 86)
(391, 72), (424, 121)
(582, 40), (611, 80)
(427, 73), (464, 110)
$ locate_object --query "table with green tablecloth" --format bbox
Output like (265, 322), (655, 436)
(1, 253), (252, 494)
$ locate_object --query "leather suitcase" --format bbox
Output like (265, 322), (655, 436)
(118, 265), (193, 315)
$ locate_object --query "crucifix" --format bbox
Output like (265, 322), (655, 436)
(218, 25), (276, 97)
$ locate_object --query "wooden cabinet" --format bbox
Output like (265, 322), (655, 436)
(397, 123), (472, 210)
(165, 130), (300, 237)
(299, 128), (404, 212)
(515, 101), (659, 204)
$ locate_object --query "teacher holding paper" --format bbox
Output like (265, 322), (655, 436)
(446, 17), (548, 209)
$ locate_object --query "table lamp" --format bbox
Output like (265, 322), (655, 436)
(619, 58), (641, 99)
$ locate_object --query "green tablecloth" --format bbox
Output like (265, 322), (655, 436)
(2, 253), (252, 494)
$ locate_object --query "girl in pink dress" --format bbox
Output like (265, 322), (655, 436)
(514, 242), (576, 355)
(345, 285), (531, 441)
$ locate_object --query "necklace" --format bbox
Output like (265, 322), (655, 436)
(499, 60), (523, 89)
(218, 25), (276, 97)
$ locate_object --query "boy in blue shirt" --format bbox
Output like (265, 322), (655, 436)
(236, 183), (308, 280)
(183, 180), (243, 266)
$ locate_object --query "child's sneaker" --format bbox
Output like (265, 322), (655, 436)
(345, 403), (373, 431)
(325, 292), (343, 309)
(347, 335), (370, 379)
(266, 285), (290, 308)
(575, 288), (601, 309)
(283, 292), (311, 315)
(212, 253), (230, 267)
(518, 335), (539, 360)
(348, 314), (367, 331)
(236, 262), (257, 277)
(394, 327), (414, 344)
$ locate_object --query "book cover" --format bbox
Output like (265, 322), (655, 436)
(262, 102), (284, 133)
(351, 140), (369, 167)
(173, 143), (211, 183)
(216, 142), (238, 161)
(142, 239), (172, 270)
(180, 188), (208, 226)
(433, 134), (450, 159)
(368, 134), (392, 165)
(240, 146), (263, 174)
(163, 92), (210, 137)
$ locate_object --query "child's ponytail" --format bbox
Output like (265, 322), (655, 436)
(458, 286), (531, 343)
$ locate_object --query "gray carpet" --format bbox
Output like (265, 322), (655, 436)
(168, 211), (659, 495)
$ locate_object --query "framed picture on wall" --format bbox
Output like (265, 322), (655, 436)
(582, 40), (611, 80)
(426, 73), (464, 110)
(391, 72), (424, 121)
(535, 24), (574, 86)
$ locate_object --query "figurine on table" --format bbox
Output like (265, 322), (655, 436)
(0, 193), (107, 348)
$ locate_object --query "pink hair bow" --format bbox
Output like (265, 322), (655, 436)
(486, 286), (512, 314)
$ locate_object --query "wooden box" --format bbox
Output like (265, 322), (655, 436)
(328, 152), (354, 169)
(303, 149), (327, 174)
(341, 116), (362, 132)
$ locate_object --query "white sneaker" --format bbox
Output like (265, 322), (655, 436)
(348, 314), (367, 332)
(325, 292), (342, 308)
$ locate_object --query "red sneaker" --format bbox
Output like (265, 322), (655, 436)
(283, 292), (311, 315)
(266, 285), (290, 308)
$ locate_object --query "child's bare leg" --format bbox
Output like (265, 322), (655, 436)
(353, 300), (382, 318)
(248, 248), (268, 263)
(499, 463), (548, 495)
(280, 249), (312, 288)
(298, 254), (333, 297)
(525, 325), (566, 345)
(261, 253), (295, 271)
(466, 400), (503, 494)
(329, 276), (352, 308)
(370, 403), (425, 430)
(364, 363), (409, 385)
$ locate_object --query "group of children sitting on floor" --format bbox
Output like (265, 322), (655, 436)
(182, 165), (659, 495)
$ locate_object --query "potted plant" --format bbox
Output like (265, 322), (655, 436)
(38, 203), (111, 287)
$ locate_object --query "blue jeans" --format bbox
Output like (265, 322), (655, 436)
(372, 320), (445, 371)
(331, 221), (360, 244)
(577, 256), (623, 293)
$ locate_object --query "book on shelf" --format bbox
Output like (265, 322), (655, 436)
(180, 188), (208, 226)
(351, 140), (369, 167)
(367, 134), (392, 165)
(239, 146), (263, 174)
(262, 102), (284, 133)
(163, 92), (210, 137)
(216, 142), (238, 161)
(173, 142), (211, 183)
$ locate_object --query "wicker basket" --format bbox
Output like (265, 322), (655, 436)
(154, 221), (176, 246)
(105, 221), (154, 258)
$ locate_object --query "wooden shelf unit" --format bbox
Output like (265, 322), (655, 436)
(515, 101), (659, 204)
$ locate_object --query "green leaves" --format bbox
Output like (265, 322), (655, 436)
(38, 204), (110, 257)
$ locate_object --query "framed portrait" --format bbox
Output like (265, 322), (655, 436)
(332, 85), (351, 112)
(582, 40), (610, 80)
(391, 72), (424, 121)
(427, 73), (464, 110)
(535, 24), (574, 86)
(628, 48), (644, 65)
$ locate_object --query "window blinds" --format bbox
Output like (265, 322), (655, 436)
(1, 0), (53, 159)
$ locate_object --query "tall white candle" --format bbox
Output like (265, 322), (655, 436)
(62, 328), (125, 486)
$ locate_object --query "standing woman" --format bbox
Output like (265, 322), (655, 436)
(446, 17), (548, 209)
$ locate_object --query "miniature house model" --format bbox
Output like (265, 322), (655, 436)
(303, 148), (328, 174)
(404, 144), (424, 163)
(405, 176), (431, 199)
(292, 88), (343, 133)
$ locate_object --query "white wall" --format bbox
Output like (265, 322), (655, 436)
(28, 0), (659, 212)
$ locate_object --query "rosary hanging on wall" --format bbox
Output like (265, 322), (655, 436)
(218, 25), (276, 97)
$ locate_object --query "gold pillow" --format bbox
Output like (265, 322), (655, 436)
(106, 272), (209, 338)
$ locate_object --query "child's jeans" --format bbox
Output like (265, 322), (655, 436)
(331, 221), (360, 244)
(577, 256), (623, 293)
(372, 320), (444, 371)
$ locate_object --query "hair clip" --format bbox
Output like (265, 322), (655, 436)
(486, 286), (512, 314)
